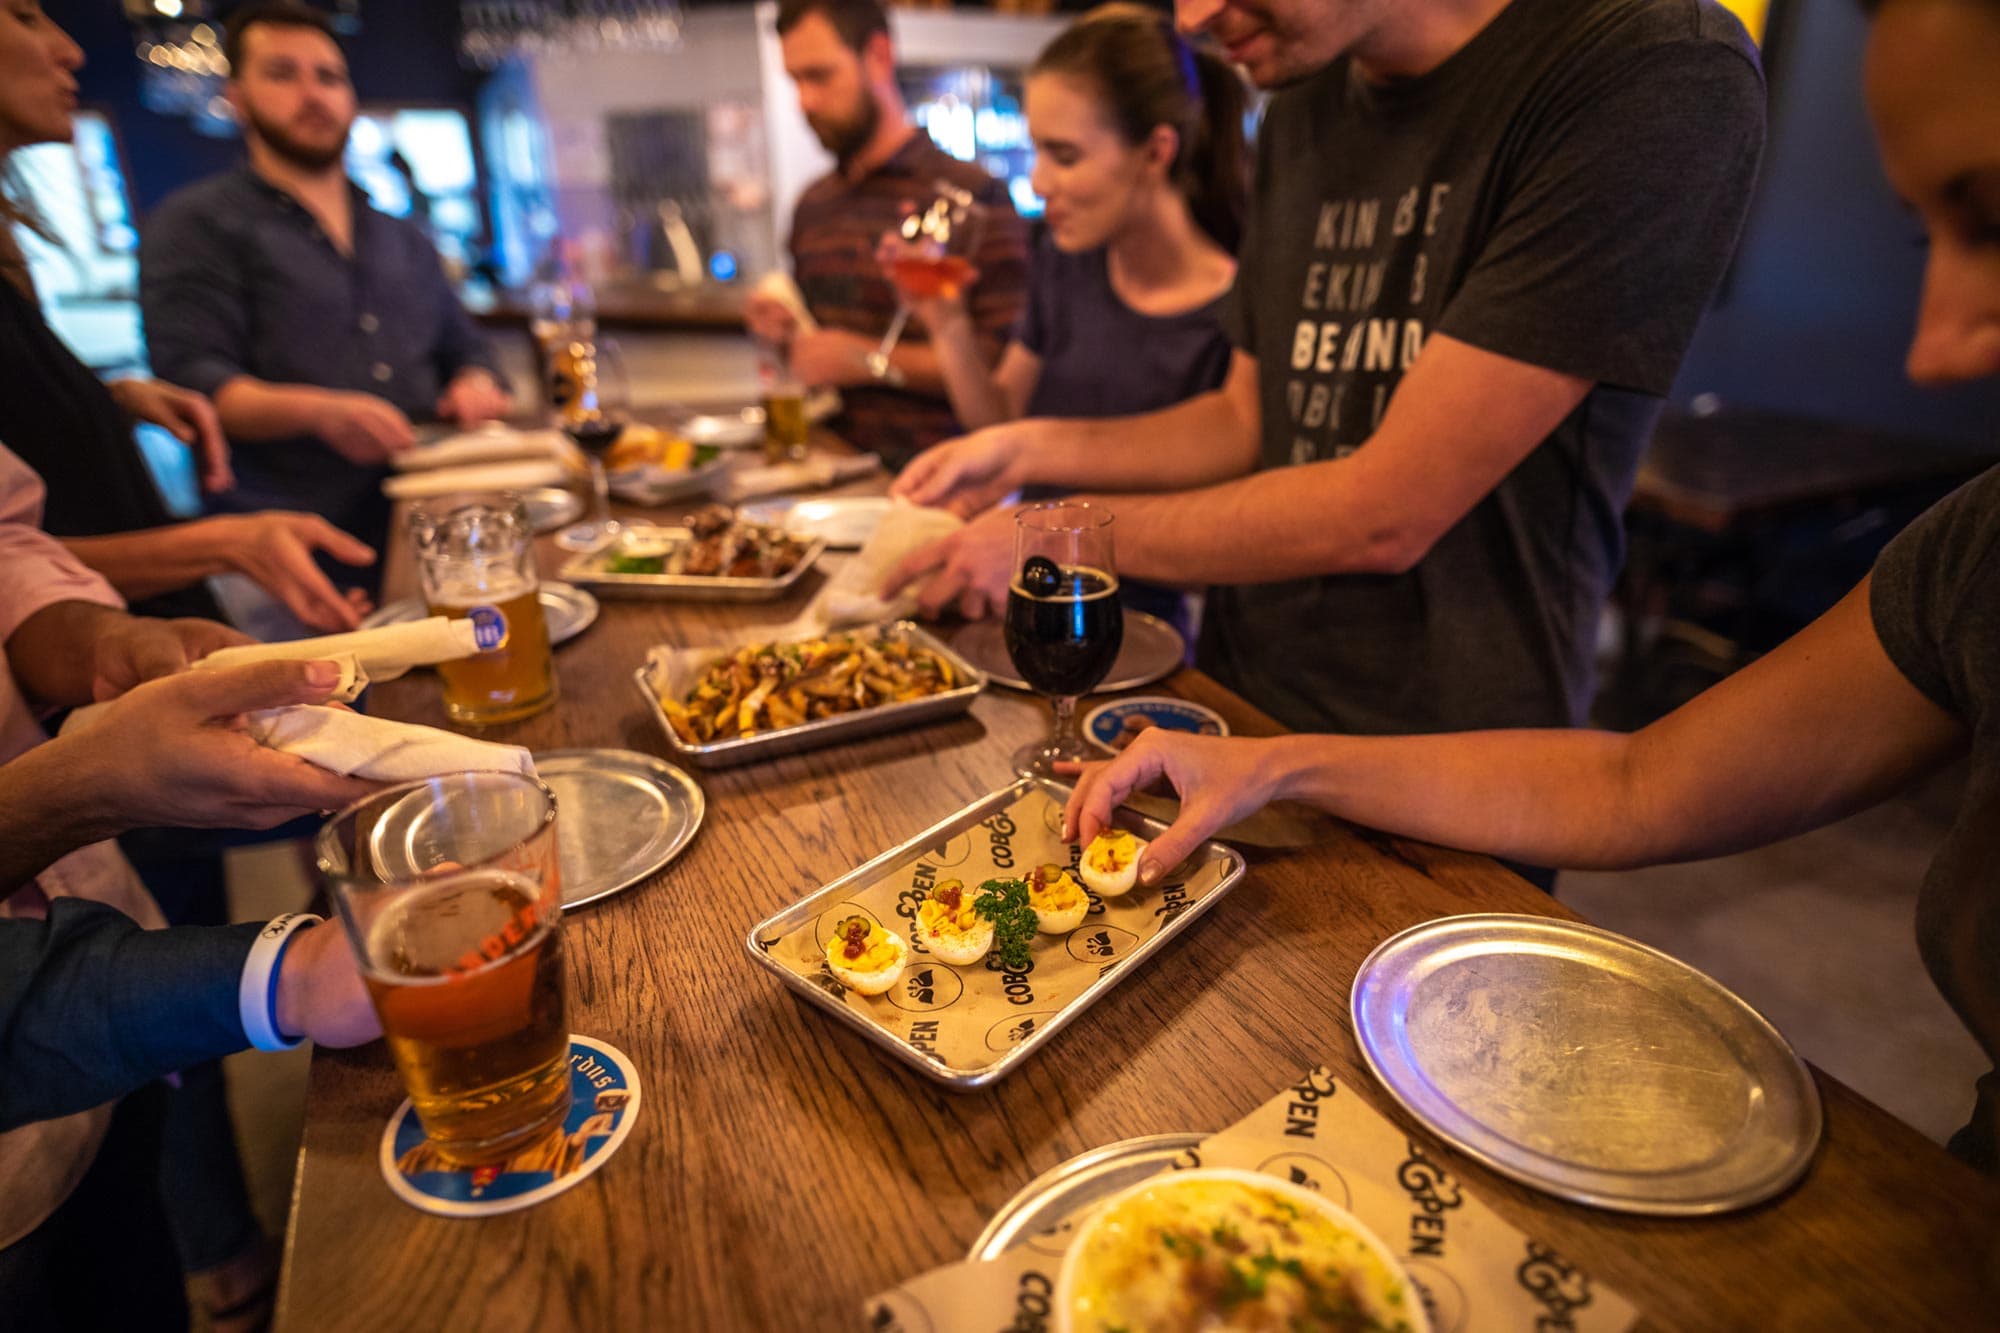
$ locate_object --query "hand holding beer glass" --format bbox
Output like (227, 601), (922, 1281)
(410, 495), (558, 726)
(318, 772), (570, 1167)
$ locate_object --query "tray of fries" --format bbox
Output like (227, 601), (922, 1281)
(633, 621), (985, 767)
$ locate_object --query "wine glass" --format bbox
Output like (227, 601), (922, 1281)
(1003, 502), (1123, 778)
(554, 337), (630, 552)
(871, 181), (987, 379)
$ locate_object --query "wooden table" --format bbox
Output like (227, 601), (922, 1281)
(278, 477), (2000, 1332)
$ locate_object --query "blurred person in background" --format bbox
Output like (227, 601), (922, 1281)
(881, 3), (1245, 630)
(747, 0), (1029, 469)
(141, 2), (510, 609)
(1063, 0), (2000, 1176)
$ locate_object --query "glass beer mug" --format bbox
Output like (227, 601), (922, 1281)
(409, 494), (558, 725)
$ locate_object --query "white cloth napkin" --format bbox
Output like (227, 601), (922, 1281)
(723, 453), (882, 504)
(244, 706), (535, 782)
(382, 459), (570, 499)
(198, 618), (479, 683)
(392, 426), (573, 473)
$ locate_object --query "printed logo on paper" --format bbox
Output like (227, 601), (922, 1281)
(885, 965), (964, 1013)
(469, 604), (509, 652)
(1256, 1152), (1354, 1212)
(379, 1035), (639, 1218)
(985, 1010), (1058, 1053)
(1064, 925), (1138, 965)
(863, 1293), (935, 1333)
(1400, 1259), (1467, 1333)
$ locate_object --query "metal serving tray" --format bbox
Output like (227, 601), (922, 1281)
(632, 621), (983, 768)
(744, 777), (1247, 1090)
(559, 529), (826, 602)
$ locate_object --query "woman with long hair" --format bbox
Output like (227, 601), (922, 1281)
(1063, 0), (2000, 1176)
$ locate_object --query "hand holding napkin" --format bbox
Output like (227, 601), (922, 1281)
(812, 498), (963, 630)
(244, 706), (535, 782)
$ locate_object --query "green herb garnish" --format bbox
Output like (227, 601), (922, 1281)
(974, 878), (1037, 970)
(604, 552), (666, 575)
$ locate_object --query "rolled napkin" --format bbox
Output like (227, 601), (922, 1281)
(723, 453), (882, 504)
(197, 617), (480, 683)
(751, 270), (820, 335)
(382, 458), (570, 499)
(392, 425), (573, 473)
(245, 706), (536, 781)
(812, 498), (963, 631)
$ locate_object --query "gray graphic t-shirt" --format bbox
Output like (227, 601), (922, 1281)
(1199, 0), (1765, 735)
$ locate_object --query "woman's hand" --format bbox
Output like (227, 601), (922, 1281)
(1061, 733), (1295, 885)
(108, 377), (233, 493)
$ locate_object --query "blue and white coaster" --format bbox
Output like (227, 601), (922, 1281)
(379, 1035), (640, 1217)
(1083, 696), (1229, 754)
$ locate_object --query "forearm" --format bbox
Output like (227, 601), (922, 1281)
(3, 601), (126, 710)
(0, 899), (258, 1130)
(925, 311), (1015, 429)
(212, 377), (337, 442)
(63, 519), (241, 600)
(1007, 390), (1260, 500)
(0, 740), (122, 893)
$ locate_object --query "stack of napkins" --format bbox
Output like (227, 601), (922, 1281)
(382, 458), (572, 499)
(393, 425), (573, 472)
(723, 453), (882, 504)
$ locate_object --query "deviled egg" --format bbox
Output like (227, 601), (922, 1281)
(1027, 864), (1088, 934)
(1079, 829), (1146, 898)
(914, 878), (994, 965)
(824, 915), (908, 995)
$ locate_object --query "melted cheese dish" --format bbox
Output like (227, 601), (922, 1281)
(1064, 1176), (1422, 1333)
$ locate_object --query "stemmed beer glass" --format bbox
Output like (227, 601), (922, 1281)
(1003, 503), (1123, 778)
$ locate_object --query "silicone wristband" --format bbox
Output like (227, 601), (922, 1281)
(238, 913), (324, 1052)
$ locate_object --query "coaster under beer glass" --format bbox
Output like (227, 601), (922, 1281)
(318, 771), (571, 1168)
(410, 494), (558, 725)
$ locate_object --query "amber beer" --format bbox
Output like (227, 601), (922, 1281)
(362, 869), (570, 1165)
(426, 575), (557, 725)
(761, 385), (810, 463)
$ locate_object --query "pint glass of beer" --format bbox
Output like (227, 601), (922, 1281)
(318, 771), (571, 1166)
(410, 494), (557, 725)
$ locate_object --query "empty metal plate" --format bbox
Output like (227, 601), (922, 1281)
(970, 1134), (1202, 1260)
(532, 749), (705, 909)
(1351, 914), (1822, 1215)
(943, 610), (1187, 694)
(361, 582), (599, 648)
(519, 486), (585, 534)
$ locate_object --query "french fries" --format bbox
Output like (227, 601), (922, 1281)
(657, 633), (959, 743)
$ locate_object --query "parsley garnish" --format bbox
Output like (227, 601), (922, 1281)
(974, 878), (1037, 970)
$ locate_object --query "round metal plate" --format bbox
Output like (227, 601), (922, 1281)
(738, 495), (890, 549)
(519, 486), (585, 534)
(1351, 914), (1823, 1216)
(943, 611), (1186, 695)
(970, 1134), (1203, 1261)
(360, 582), (599, 649)
(532, 749), (705, 910)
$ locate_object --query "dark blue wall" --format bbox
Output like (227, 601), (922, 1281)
(1670, 0), (2000, 448)
(62, 0), (480, 217)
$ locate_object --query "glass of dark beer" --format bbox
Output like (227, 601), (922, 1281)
(317, 772), (571, 1167)
(1004, 502), (1123, 777)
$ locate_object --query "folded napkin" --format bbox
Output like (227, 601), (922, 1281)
(750, 270), (819, 335)
(245, 706), (535, 782)
(810, 499), (962, 630)
(382, 459), (570, 499)
(723, 453), (882, 504)
(198, 618), (480, 683)
(392, 426), (573, 473)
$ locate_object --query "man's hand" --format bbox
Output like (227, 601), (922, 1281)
(882, 505), (1017, 620)
(274, 921), (381, 1048)
(311, 391), (415, 465)
(891, 426), (1027, 518)
(212, 513), (377, 632)
(743, 293), (800, 347)
(109, 377), (233, 493)
(787, 329), (873, 389)
(73, 659), (380, 831)
(1061, 733), (1289, 886)
(92, 615), (253, 701)
(435, 368), (513, 426)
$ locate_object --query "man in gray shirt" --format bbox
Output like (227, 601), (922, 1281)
(890, 0), (1765, 741)
(141, 2), (510, 594)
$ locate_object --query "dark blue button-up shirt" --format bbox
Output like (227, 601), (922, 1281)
(140, 167), (501, 566)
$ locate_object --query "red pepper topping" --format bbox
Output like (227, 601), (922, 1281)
(840, 919), (870, 960)
(935, 881), (962, 912)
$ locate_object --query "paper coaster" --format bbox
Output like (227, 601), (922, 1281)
(1083, 696), (1228, 754)
(378, 1035), (640, 1217)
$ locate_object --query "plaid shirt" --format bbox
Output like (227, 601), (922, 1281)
(790, 133), (1028, 468)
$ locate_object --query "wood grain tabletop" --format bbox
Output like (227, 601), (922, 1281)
(276, 469), (2000, 1333)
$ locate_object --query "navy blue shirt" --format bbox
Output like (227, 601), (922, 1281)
(139, 167), (501, 569)
(1018, 232), (1232, 421)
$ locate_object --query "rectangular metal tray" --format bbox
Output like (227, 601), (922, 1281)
(632, 620), (985, 768)
(560, 529), (826, 602)
(744, 777), (1247, 1090)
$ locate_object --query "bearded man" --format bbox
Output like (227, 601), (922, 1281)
(745, 0), (1028, 468)
(140, 2), (510, 598)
